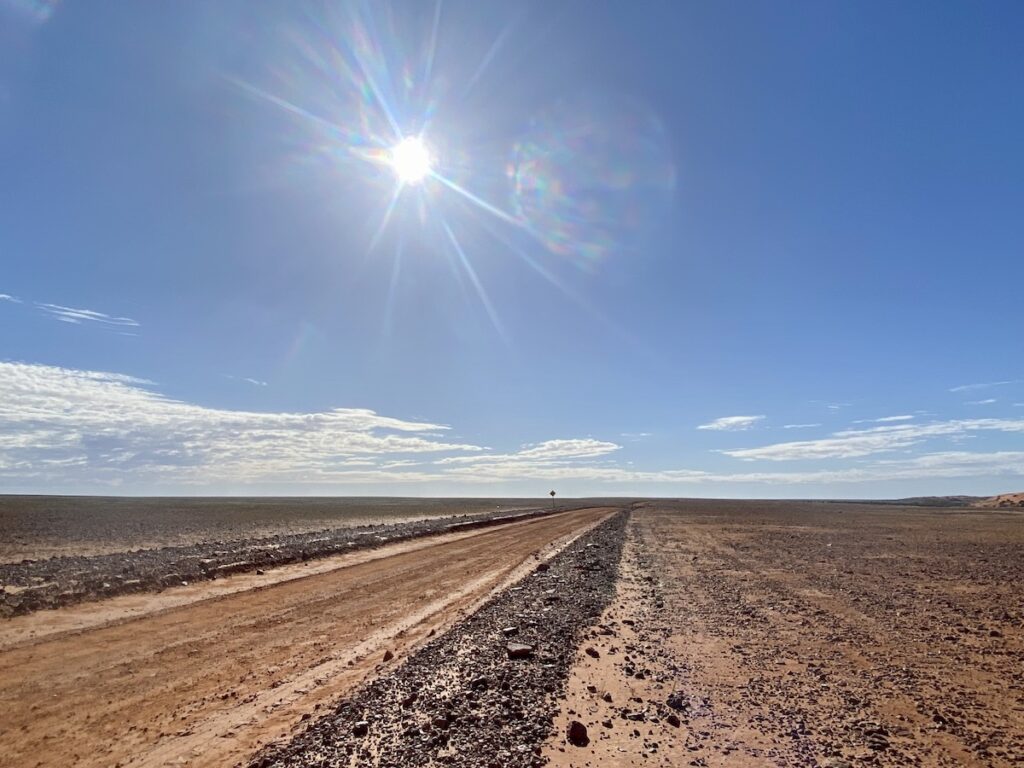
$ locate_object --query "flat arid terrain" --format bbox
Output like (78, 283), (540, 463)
(1, 498), (1021, 767)
(0, 496), (556, 562)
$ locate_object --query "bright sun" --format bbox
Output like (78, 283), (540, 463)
(389, 136), (432, 185)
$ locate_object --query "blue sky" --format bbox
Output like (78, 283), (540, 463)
(1, 0), (1022, 497)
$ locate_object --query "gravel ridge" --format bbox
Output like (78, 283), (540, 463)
(0, 506), (581, 618)
(250, 510), (629, 768)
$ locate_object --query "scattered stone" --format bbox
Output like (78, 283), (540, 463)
(506, 642), (535, 660)
(566, 720), (589, 747)
(667, 692), (688, 711)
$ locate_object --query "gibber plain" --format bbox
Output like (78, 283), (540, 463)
(1, 495), (1021, 767)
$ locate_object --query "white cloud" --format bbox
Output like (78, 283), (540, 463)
(0, 362), (481, 486)
(434, 450), (1024, 486)
(1, 362), (1022, 492)
(243, 378), (269, 387)
(224, 375), (269, 387)
(852, 415), (914, 424)
(35, 303), (140, 328)
(433, 439), (624, 485)
(620, 432), (652, 440)
(709, 451), (1024, 485)
(0, 294), (22, 303)
(697, 415), (765, 431)
(437, 439), (620, 467)
(783, 423), (821, 429)
(950, 381), (1018, 393)
(722, 419), (1024, 461)
(966, 399), (996, 405)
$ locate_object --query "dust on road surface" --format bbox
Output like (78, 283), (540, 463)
(0, 506), (614, 768)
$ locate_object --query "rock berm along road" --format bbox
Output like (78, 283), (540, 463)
(0, 506), (617, 768)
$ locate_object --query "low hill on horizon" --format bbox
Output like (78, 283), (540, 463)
(886, 492), (1024, 508)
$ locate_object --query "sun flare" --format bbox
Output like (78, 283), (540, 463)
(389, 136), (432, 185)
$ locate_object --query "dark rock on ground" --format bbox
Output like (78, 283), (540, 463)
(566, 720), (589, 747)
(506, 642), (535, 660)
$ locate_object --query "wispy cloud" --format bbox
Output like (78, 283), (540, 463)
(0, 362), (481, 486)
(438, 438), (620, 467)
(722, 419), (1024, 461)
(697, 415), (765, 432)
(2, 362), (1022, 492)
(620, 432), (652, 441)
(0, 294), (22, 303)
(35, 303), (140, 328)
(434, 450), (1024, 486)
(852, 414), (914, 424)
(226, 375), (269, 387)
(966, 399), (997, 405)
(950, 381), (1019, 393)
(783, 423), (821, 429)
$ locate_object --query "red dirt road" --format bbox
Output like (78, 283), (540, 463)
(0, 507), (614, 768)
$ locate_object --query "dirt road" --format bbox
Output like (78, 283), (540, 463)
(0, 506), (615, 768)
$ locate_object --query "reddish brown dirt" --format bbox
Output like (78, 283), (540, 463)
(545, 501), (1024, 767)
(0, 507), (614, 768)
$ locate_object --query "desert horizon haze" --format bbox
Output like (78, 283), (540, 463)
(2, 1), (1023, 498)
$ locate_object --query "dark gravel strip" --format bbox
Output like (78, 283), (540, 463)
(0, 506), (587, 618)
(250, 510), (628, 768)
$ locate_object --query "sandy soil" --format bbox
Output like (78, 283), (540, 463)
(975, 492), (1024, 509)
(544, 501), (1024, 767)
(0, 506), (613, 768)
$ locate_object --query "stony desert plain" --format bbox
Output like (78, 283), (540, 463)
(0, 496), (1021, 768)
